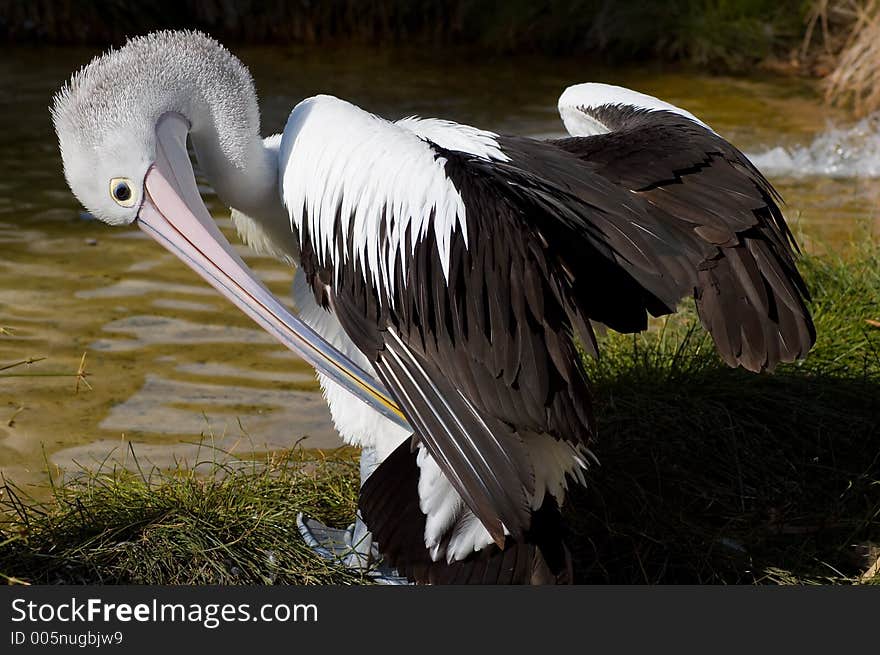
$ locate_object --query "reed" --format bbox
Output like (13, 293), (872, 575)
(818, 1), (880, 116)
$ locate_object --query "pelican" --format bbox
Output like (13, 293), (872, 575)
(52, 30), (815, 584)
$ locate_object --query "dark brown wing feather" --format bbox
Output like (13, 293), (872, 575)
(359, 438), (572, 585)
(324, 181), (597, 544)
(545, 106), (814, 370)
(296, 116), (814, 547)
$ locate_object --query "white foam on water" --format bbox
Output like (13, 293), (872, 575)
(747, 113), (880, 179)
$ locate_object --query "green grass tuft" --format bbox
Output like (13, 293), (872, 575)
(1, 245), (878, 585)
(0, 450), (367, 585)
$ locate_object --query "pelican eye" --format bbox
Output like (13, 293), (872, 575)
(109, 178), (136, 207)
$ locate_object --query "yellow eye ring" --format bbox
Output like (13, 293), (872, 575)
(109, 177), (136, 207)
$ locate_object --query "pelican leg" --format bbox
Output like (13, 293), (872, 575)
(296, 445), (410, 584)
(340, 445), (379, 569)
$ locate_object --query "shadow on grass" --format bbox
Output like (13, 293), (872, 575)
(570, 357), (880, 583)
(570, 241), (880, 584)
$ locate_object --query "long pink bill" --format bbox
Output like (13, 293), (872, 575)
(134, 113), (408, 429)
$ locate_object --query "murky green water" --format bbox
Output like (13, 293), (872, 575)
(1, 45), (878, 491)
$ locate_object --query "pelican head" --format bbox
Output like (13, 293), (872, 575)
(50, 29), (406, 426)
(52, 30), (263, 225)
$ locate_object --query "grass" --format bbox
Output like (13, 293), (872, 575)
(0, 448), (366, 585)
(1, 245), (878, 585)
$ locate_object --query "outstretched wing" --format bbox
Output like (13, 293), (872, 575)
(279, 93), (814, 543)
(553, 83), (815, 370)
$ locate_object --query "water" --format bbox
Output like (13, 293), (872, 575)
(750, 112), (880, 178)
(1, 45), (879, 491)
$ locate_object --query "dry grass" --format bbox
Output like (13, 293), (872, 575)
(804, 1), (880, 116)
(0, 352), (91, 391)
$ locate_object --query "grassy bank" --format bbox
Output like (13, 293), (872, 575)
(1, 0), (807, 70)
(1, 245), (878, 585)
(0, 449), (366, 585)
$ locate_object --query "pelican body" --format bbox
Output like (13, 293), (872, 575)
(52, 31), (814, 584)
